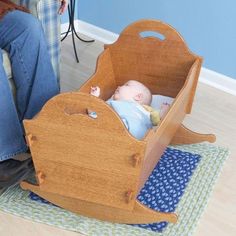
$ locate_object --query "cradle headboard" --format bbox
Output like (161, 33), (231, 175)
(105, 19), (202, 98)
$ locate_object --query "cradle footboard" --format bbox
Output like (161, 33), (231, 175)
(24, 92), (146, 211)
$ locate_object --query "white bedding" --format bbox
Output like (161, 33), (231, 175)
(151, 95), (174, 110)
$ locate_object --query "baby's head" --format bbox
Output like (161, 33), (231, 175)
(112, 80), (152, 105)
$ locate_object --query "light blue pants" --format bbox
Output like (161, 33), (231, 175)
(0, 11), (59, 161)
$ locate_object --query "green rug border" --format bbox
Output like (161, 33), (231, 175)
(0, 143), (229, 236)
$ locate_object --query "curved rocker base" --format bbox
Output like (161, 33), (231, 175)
(20, 181), (177, 224)
(171, 124), (216, 145)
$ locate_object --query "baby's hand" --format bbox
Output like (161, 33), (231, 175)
(90, 86), (100, 97)
(160, 103), (170, 119)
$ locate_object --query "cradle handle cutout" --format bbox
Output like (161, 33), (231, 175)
(64, 107), (86, 116)
(121, 20), (182, 43)
(64, 107), (98, 119)
(139, 31), (165, 41)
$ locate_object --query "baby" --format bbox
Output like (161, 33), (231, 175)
(90, 80), (169, 139)
(111, 80), (152, 105)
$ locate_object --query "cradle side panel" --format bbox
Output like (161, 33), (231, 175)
(138, 60), (200, 191)
(24, 93), (146, 211)
(105, 19), (199, 98)
(78, 49), (117, 100)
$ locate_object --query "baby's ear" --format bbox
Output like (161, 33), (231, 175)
(134, 93), (143, 102)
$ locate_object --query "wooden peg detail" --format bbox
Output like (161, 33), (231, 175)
(25, 134), (37, 147)
(36, 171), (45, 185)
(132, 153), (141, 167)
(125, 190), (135, 203)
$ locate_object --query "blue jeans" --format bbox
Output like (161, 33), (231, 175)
(0, 11), (59, 162)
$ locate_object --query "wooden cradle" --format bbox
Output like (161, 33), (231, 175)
(21, 20), (216, 224)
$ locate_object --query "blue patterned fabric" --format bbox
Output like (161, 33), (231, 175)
(30, 192), (52, 205)
(29, 147), (201, 233)
(135, 148), (201, 232)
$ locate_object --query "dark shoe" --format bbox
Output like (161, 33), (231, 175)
(0, 158), (33, 182)
(0, 168), (35, 196)
(0, 159), (32, 181)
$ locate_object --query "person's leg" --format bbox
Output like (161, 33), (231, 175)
(0, 49), (34, 190)
(0, 10), (59, 121)
(0, 49), (28, 161)
(0, 10), (59, 162)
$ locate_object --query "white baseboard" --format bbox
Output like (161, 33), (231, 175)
(77, 20), (119, 44)
(199, 68), (236, 96)
(61, 20), (236, 96)
(61, 20), (119, 43)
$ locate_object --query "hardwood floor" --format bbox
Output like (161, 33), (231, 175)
(0, 35), (235, 236)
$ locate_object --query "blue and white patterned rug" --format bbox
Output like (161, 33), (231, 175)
(30, 147), (201, 233)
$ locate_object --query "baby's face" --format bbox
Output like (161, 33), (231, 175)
(113, 80), (144, 102)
